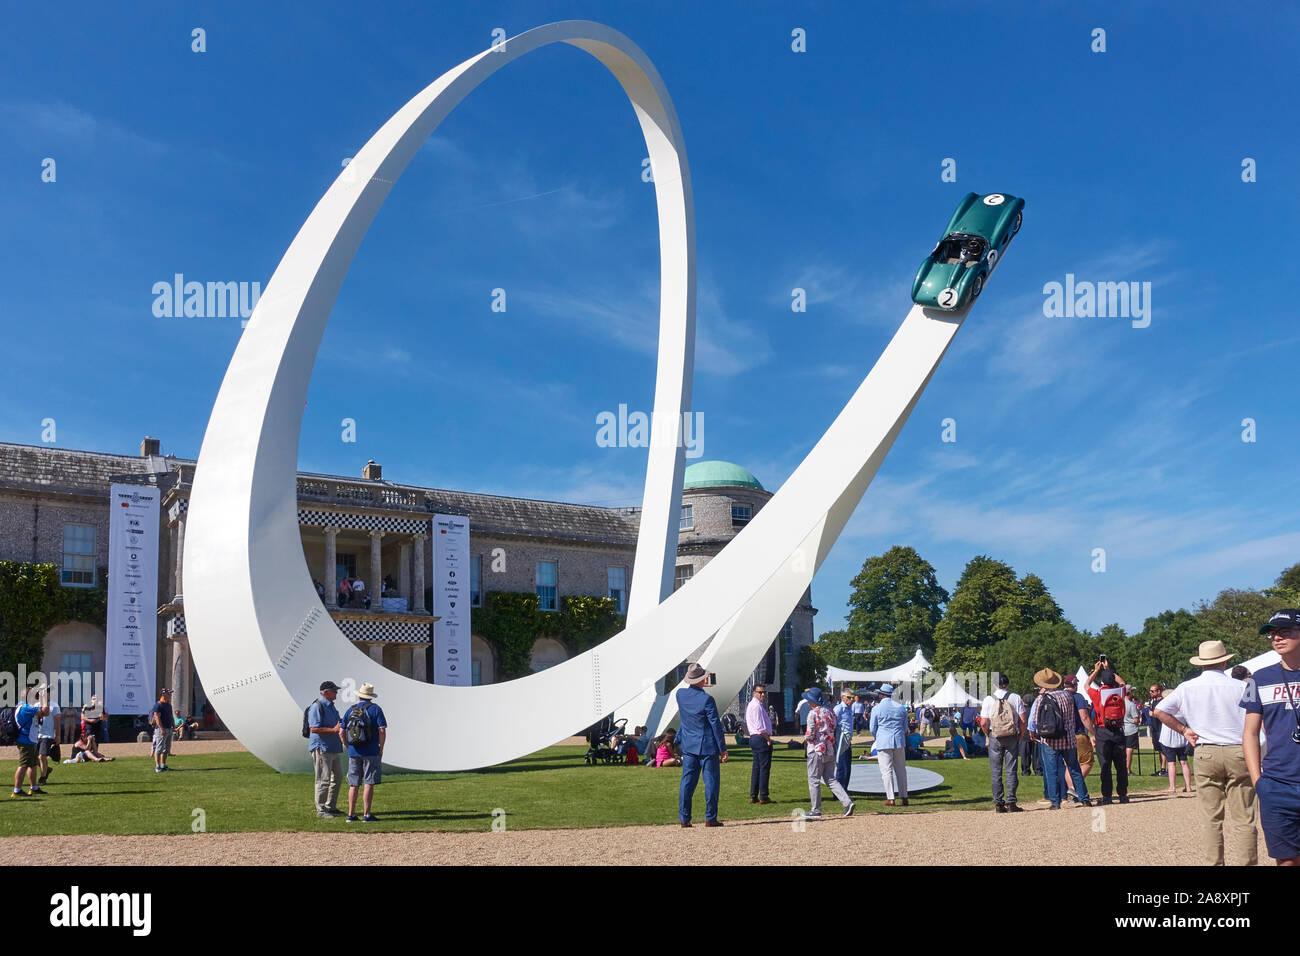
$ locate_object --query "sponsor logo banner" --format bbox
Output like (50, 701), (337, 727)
(106, 484), (160, 713)
(432, 515), (470, 686)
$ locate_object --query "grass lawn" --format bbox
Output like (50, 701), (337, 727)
(1, 743), (1181, 836)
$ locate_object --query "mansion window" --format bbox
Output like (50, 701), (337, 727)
(732, 503), (752, 528)
(471, 555), (482, 607)
(679, 505), (694, 531)
(674, 564), (693, 592)
(61, 524), (96, 587)
(536, 561), (557, 611)
(607, 566), (627, 614)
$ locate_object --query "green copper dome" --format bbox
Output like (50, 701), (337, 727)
(682, 461), (764, 491)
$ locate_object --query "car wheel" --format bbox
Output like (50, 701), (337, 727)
(1010, 212), (1022, 238)
(971, 274), (984, 300)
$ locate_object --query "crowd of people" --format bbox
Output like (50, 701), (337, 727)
(9, 607), (1298, 866)
(658, 607), (1300, 866)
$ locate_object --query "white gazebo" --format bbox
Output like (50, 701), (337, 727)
(826, 648), (931, 691)
(923, 672), (981, 708)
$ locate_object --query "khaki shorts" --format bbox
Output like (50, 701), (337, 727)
(1075, 733), (1094, 766)
(16, 744), (38, 769)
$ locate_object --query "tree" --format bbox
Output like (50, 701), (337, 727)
(983, 621), (1095, 696)
(845, 545), (949, 660)
(1194, 588), (1276, 661)
(798, 643), (827, 690)
(1123, 609), (1215, 692)
(811, 629), (861, 672)
(1266, 562), (1300, 605)
(932, 556), (1065, 673)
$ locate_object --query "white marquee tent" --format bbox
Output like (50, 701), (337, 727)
(923, 672), (981, 708)
(1241, 649), (1281, 674)
(826, 648), (931, 686)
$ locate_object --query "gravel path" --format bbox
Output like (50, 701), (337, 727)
(2, 789), (1267, 866)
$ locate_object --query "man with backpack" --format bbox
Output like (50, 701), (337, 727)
(306, 680), (344, 818)
(9, 692), (49, 798)
(1087, 660), (1130, 806)
(1027, 669), (1093, 810)
(979, 673), (1026, 813)
(341, 682), (387, 822)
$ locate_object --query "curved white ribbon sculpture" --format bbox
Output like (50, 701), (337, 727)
(185, 20), (972, 772)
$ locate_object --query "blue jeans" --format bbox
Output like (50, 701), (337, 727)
(1060, 740), (1091, 802)
(835, 737), (853, 789)
(679, 752), (719, 823)
(1039, 742), (1065, 805)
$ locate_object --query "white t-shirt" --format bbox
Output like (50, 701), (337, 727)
(980, 690), (1026, 726)
(1155, 669), (1247, 746)
(351, 578), (366, 593)
(35, 704), (60, 740)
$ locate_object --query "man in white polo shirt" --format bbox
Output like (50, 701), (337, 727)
(1154, 640), (1257, 866)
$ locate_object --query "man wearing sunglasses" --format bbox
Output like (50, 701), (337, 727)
(1242, 610), (1300, 865)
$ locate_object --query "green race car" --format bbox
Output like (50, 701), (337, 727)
(912, 192), (1025, 310)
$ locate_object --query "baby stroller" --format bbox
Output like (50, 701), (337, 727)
(583, 715), (627, 765)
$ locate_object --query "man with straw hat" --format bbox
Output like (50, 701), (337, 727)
(675, 663), (728, 827)
(341, 682), (387, 823)
(1154, 639), (1257, 865)
(1027, 669), (1092, 810)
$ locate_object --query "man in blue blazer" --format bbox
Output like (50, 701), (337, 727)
(675, 663), (729, 827)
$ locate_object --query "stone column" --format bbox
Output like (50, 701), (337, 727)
(398, 542), (412, 608)
(369, 531), (384, 612)
(368, 643), (385, 664)
(411, 644), (427, 682)
(170, 635), (190, 718)
(173, 515), (186, 601)
(323, 527), (338, 607)
(412, 533), (427, 613)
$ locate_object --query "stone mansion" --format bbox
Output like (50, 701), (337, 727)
(0, 439), (815, 729)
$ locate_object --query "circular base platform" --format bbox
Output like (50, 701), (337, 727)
(847, 762), (945, 795)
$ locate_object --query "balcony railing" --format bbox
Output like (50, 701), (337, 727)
(296, 477), (426, 512)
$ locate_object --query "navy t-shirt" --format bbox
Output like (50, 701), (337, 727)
(151, 701), (174, 730)
(1241, 662), (1300, 786)
(342, 702), (387, 757)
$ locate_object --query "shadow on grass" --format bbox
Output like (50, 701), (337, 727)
(370, 810), (490, 822)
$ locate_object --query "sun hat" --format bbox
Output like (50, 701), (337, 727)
(1189, 641), (1235, 667)
(685, 663), (709, 686)
(802, 688), (825, 706)
(878, 683), (895, 696)
(357, 682), (378, 700)
(1034, 668), (1063, 689)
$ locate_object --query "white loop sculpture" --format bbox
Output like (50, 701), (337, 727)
(185, 20), (973, 773)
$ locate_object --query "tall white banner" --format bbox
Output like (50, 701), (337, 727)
(432, 514), (470, 686)
(105, 483), (161, 714)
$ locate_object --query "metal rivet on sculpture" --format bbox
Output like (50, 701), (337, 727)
(185, 21), (978, 772)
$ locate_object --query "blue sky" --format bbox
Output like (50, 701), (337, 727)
(2, 2), (1297, 641)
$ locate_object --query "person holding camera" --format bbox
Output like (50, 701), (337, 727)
(1086, 657), (1128, 806)
(1156, 640), (1257, 866)
(1242, 611), (1300, 865)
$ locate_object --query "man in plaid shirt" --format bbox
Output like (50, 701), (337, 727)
(1029, 668), (1094, 809)
(802, 688), (854, 818)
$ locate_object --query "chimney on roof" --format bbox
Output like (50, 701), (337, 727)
(140, 436), (161, 457)
(363, 460), (382, 480)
